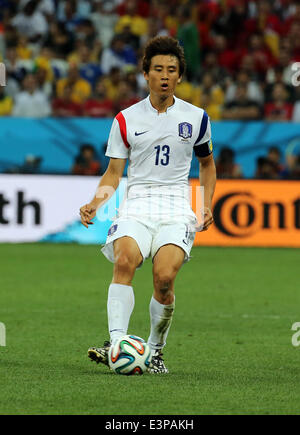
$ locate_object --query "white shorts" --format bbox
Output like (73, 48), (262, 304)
(101, 218), (196, 265)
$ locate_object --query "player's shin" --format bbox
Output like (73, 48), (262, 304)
(107, 283), (135, 345)
(147, 295), (175, 352)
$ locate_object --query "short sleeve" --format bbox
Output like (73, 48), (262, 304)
(193, 111), (213, 157)
(105, 114), (130, 159)
(194, 111), (211, 146)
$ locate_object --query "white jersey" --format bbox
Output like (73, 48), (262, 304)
(105, 95), (212, 224)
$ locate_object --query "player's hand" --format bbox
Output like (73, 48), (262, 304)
(196, 207), (214, 232)
(80, 202), (97, 228)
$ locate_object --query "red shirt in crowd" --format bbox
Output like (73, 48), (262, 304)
(72, 161), (101, 176)
(52, 99), (82, 117)
(264, 102), (294, 120)
(83, 99), (114, 118)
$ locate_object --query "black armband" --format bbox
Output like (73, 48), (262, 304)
(194, 140), (213, 158)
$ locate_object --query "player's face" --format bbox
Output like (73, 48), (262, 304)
(144, 55), (182, 98)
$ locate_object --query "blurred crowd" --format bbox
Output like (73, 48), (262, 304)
(0, 0), (300, 121)
(216, 144), (300, 179)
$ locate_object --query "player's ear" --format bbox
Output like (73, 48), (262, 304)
(177, 76), (182, 84)
(143, 71), (149, 82)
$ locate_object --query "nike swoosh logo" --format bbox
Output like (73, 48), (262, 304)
(135, 131), (148, 136)
(182, 240), (188, 246)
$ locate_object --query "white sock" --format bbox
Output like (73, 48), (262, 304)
(107, 283), (135, 345)
(147, 296), (175, 351)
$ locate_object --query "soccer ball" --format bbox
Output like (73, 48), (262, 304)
(108, 335), (151, 375)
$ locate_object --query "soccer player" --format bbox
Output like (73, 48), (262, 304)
(80, 36), (216, 374)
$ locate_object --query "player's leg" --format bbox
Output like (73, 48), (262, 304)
(88, 237), (142, 365)
(107, 236), (143, 345)
(148, 244), (185, 373)
(149, 244), (184, 346)
(89, 219), (151, 366)
(147, 222), (195, 373)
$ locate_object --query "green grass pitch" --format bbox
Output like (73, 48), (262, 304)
(0, 243), (299, 415)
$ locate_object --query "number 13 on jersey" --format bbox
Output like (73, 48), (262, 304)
(154, 145), (170, 166)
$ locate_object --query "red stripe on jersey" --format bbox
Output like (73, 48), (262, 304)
(116, 112), (130, 149)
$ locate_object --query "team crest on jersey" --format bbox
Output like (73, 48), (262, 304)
(108, 224), (118, 237)
(178, 122), (193, 139)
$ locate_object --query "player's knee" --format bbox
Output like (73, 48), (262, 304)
(114, 252), (137, 276)
(154, 264), (178, 285)
(154, 268), (175, 300)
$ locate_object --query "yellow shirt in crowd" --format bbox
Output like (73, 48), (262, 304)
(56, 78), (91, 104)
(0, 96), (13, 116)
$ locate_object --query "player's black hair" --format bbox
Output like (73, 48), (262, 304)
(142, 36), (186, 77)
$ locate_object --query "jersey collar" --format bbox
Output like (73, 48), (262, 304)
(146, 95), (177, 115)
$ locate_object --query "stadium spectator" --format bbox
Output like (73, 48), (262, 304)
(177, 7), (200, 81)
(216, 147), (243, 179)
(52, 84), (82, 117)
(13, 73), (51, 117)
(0, 86), (13, 116)
(58, 0), (83, 34)
(255, 156), (279, 179)
(16, 35), (33, 60)
(100, 35), (137, 75)
(57, 0), (92, 23)
(72, 144), (102, 176)
(225, 69), (263, 104)
(175, 78), (194, 104)
(216, 0), (248, 49)
(4, 45), (27, 90)
(222, 83), (262, 120)
(35, 66), (53, 97)
(199, 91), (222, 121)
(213, 34), (238, 74)
(239, 32), (276, 79)
(150, 2), (177, 37)
(19, 154), (42, 174)
(244, 0), (282, 40)
(282, 2), (300, 34)
(197, 0), (220, 50)
(140, 16), (169, 49)
(239, 53), (261, 81)
(115, 0), (148, 37)
(77, 18), (98, 48)
(201, 51), (229, 87)
(193, 71), (224, 108)
(83, 78), (114, 118)
(68, 43), (102, 89)
(115, 23), (140, 52)
(286, 154), (300, 179)
(44, 22), (74, 58)
(266, 45), (295, 86)
(56, 63), (91, 104)
(267, 146), (286, 177)
(125, 69), (140, 96)
(264, 65), (294, 103)
(90, 1), (119, 49)
(264, 82), (294, 121)
(135, 58), (150, 98)
(19, 0), (55, 20)
(117, 0), (150, 19)
(113, 80), (140, 114)
(11, 0), (48, 43)
(102, 66), (123, 102)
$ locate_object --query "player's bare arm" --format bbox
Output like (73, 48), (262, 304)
(197, 153), (216, 231)
(80, 158), (126, 228)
